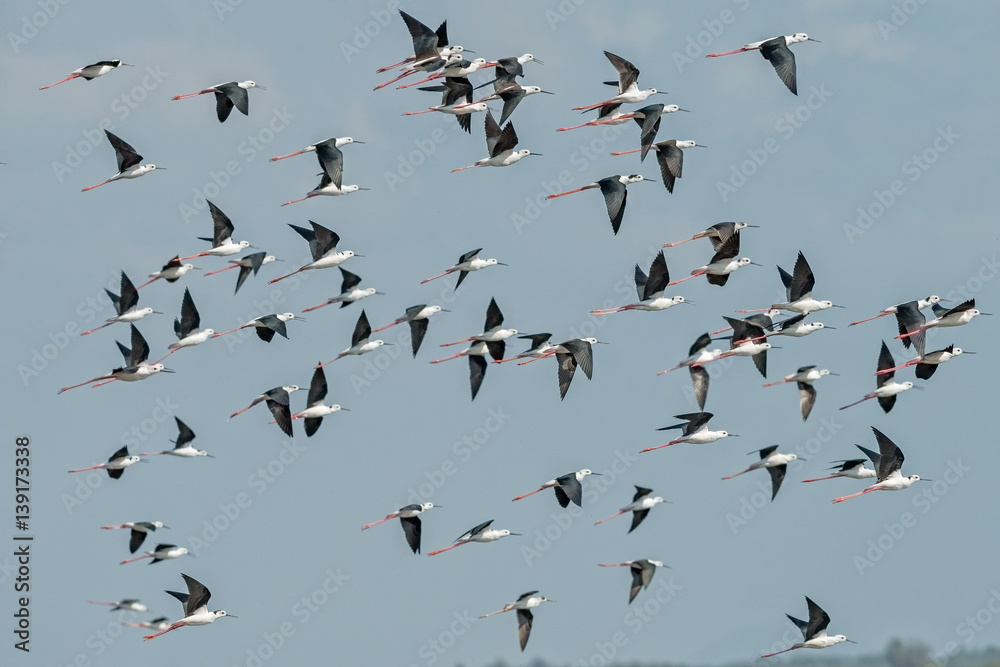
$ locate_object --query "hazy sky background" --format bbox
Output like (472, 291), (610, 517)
(2, 1), (999, 665)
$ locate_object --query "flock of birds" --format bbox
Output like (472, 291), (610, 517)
(43, 9), (988, 658)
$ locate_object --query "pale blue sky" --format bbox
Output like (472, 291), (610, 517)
(2, 1), (999, 666)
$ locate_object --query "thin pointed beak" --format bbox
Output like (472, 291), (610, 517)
(152, 311), (164, 314)
(808, 38), (821, 42)
(832, 304), (846, 308)
(845, 639), (857, 644)
(353, 141), (366, 144)
(358, 187), (371, 191)
(749, 261), (763, 267)
(383, 342), (396, 346)
(677, 108), (690, 112)
(683, 300), (696, 305)
(160, 368), (175, 373)
(353, 254), (366, 258)
(965, 351), (977, 354)
(190, 267), (203, 271)
(920, 478), (933, 482)
(464, 49), (476, 54)
(534, 58), (544, 65)
(980, 312), (993, 316)
(340, 407), (352, 411)
(497, 262), (509, 266)
(227, 614), (238, 618)
(256, 85), (267, 90)
(824, 326), (837, 329)
(508, 532), (522, 536)
(248, 244), (259, 249)
(273, 258), (285, 262)
(529, 153), (543, 156)
(440, 309), (451, 312)
(912, 385), (925, 390)
(375, 291), (387, 295)
(591, 472), (603, 475)
(539, 90), (555, 94)
(694, 144), (708, 148)
(156, 166), (168, 170)
(205, 454), (216, 458)
(828, 372), (841, 376)
(294, 316), (306, 322)
(121, 63), (134, 67)
(594, 341), (609, 344)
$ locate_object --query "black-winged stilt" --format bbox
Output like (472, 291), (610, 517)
(81, 130), (164, 192)
(144, 574), (235, 639)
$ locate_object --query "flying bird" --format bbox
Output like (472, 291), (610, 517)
(81, 130), (163, 192)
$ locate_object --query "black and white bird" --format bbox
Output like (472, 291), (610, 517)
(172, 81), (265, 122)
(141, 417), (212, 458)
(597, 559), (668, 604)
(760, 597), (854, 657)
(372, 304), (449, 357)
(641, 412), (736, 453)
(479, 591), (553, 652)
(80, 270), (161, 335)
(40, 59), (132, 89)
(763, 366), (838, 421)
(203, 251), (281, 294)
(832, 427), (929, 503)
(229, 385), (301, 437)
(594, 486), (667, 532)
(101, 521), (168, 554)
(592, 251), (691, 315)
(707, 34), (819, 95)
(362, 502), (441, 554)
(82, 130), (163, 192)
(68, 446), (142, 478)
(511, 469), (601, 507)
(722, 446), (799, 500)
(839, 341), (918, 413)
(302, 268), (383, 312)
(144, 574), (236, 640)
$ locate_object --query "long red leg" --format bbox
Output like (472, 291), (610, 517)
(427, 541), (470, 556)
(39, 73), (81, 89)
(594, 510), (626, 525)
(832, 488), (877, 504)
(144, 621), (184, 640)
(511, 488), (545, 501)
